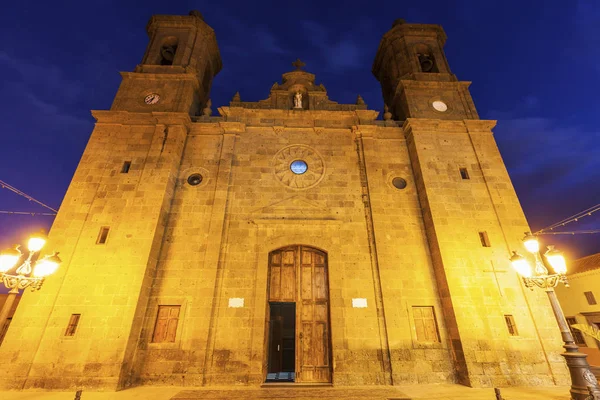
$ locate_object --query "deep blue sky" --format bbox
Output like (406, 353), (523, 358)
(0, 0), (598, 266)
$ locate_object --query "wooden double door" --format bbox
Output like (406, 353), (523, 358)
(267, 246), (331, 383)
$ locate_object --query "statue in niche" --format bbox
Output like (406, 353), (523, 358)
(294, 91), (303, 109)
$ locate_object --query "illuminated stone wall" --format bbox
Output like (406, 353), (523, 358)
(0, 12), (570, 391)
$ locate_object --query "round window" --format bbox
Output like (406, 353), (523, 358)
(392, 177), (407, 189)
(187, 173), (203, 186)
(290, 160), (308, 175)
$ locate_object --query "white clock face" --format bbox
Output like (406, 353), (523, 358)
(144, 93), (160, 105)
(432, 100), (448, 112)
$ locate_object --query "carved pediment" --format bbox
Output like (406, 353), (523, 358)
(230, 59), (368, 111)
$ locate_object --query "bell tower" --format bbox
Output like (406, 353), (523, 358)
(111, 10), (222, 115)
(372, 19), (478, 121)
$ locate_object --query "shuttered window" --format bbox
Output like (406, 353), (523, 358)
(584, 291), (597, 305)
(152, 305), (180, 343)
(504, 315), (518, 336)
(413, 306), (440, 342)
(65, 314), (81, 336)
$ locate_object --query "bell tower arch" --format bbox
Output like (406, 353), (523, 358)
(372, 19), (478, 121)
(111, 10), (222, 115)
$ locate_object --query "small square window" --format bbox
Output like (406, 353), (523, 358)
(96, 227), (110, 244)
(65, 314), (81, 337)
(479, 231), (491, 247)
(459, 168), (470, 180)
(504, 315), (518, 336)
(584, 291), (597, 305)
(121, 161), (131, 173)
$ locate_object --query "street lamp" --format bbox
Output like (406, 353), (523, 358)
(0, 230), (61, 339)
(510, 232), (600, 400)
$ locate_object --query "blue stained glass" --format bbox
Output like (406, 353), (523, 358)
(290, 160), (308, 174)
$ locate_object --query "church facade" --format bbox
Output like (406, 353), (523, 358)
(0, 11), (570, 391)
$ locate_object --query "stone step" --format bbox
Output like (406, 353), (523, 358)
(171, 387), (411, 400)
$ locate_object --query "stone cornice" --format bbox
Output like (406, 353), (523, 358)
(91, 110), (191, 127)
(464, 119), (497, 133)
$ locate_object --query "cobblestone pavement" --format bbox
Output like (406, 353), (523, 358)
(0, 384), (572, 400)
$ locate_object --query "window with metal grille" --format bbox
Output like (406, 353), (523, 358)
(566, 317), (587, 346)
(96, 227), (110, 244)
(479, 231), (491, 247)
(152, 305), (181, 343)
(65, 314), (81, 337)
(504, 315), (518, 336)
(413, 306), (440, 342)
(584, 291), (597, 305)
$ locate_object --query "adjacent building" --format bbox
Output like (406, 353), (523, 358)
(556, 252), (600, 372)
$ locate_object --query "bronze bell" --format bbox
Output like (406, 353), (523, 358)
(418, 54), (434, 72)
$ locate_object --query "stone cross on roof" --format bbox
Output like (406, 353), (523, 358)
(292, 58), (306, 70)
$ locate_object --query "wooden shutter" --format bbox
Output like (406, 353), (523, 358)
(65, 314), (81, 336)
(504, 315), (518, 336)
(152, 305), (181, 343)
(413, 306), (440, 342)
(584, 291), (597, 305)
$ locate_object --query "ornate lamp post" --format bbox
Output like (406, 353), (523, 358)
(0, 231), (61, 336)
(510, 232), (600, 400)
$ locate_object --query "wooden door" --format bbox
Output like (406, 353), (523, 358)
(267, 246), (331, 383)
(298, 247), (330, 382)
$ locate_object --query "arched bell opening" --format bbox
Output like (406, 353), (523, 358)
(159, 36), (179, 66)
(414, 43), (439, 73)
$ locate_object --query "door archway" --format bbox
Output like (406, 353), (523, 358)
(266, 245), (331, 383)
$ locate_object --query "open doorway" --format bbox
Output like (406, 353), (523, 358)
(267, 302), (296, 382)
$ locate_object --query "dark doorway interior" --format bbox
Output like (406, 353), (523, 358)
(267, 302), (295, 382)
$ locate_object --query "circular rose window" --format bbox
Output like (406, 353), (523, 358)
(290, 160), (308, 174)
(272, 145), (325, 189)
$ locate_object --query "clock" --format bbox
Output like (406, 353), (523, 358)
(144, 93), (160, 105)
(432, 100), (448, 112)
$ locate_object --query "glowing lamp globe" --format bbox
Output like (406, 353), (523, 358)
(545, 246), (567, 275)
(28, 230), (47, 253)
(523, 233), (539, 254)
(0, 247), (21, 273)
(33, 253), (61, 278)
(510, 252), (532, 278)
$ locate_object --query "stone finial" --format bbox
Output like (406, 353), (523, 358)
(383, 104), (392, 121)
(356, 95), (365, 106)
(202, 99), (212, 116)
(292, 58), (306, 70)
(189, 10), (204, 20)
(392, 19), (406, 27)
(232, 92), (241, 102)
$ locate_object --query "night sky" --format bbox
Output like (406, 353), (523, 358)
(0, 0), (598, 267)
